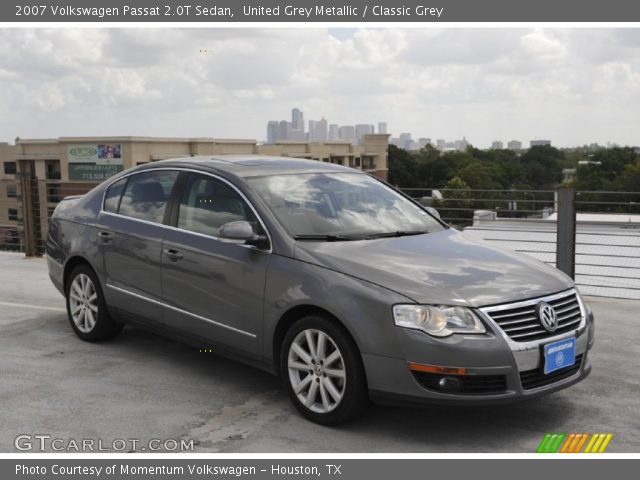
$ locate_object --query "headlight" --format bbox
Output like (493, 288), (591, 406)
(393, 305), (486, 337)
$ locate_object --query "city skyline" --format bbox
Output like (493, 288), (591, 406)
(0, 28), (639, 148)
(266, 107), (383, 144)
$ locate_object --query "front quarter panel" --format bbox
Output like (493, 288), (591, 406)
(262, 254), (413, 365)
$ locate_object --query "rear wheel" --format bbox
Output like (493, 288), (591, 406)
(65, 265), (123, 342)
(281, 315), (368, 425)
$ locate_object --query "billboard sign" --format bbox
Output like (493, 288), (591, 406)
(67, 144), (124, 181)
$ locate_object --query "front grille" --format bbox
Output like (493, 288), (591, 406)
(519, 354), (584, 390)
(482, 291), (583, 342)
(412, 371), (507, 395)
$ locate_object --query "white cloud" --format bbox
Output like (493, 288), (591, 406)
(0, 28), (639, 147)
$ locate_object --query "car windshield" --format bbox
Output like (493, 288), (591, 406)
(248, 172), (445, 239)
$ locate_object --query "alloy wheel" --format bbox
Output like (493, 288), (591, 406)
(287, 328), (347, 413)
(69, 273), (98, 333)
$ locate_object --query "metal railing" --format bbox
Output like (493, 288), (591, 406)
(2, 179), (639, 300)
(399, 187), (558, 227)
(401, 187), (640, 301)
(0, 177), (93, 256)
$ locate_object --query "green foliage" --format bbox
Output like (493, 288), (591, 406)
(387, 144), (640, 193)
(387, 144), (417, 187)
(436, 176), (474, 223)
(573, 147), (639, 192)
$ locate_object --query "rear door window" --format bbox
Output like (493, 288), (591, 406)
(118, 171), (179, 224)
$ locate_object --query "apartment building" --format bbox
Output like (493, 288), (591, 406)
(0, 135), (390, 254)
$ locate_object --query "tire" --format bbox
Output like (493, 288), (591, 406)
(280, 314), (368, 425)
(65, 264), (123, 342)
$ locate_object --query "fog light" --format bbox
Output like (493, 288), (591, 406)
(437, 376), (461, 392)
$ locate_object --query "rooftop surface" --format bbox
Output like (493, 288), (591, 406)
(0, 252), (638, 452)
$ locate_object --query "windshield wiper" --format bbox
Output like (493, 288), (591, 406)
(363, 230), (429, 240)
(293, 234), (364, 242)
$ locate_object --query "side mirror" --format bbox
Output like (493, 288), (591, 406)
(425, 206), (441, 220)
(218, 221), (268, 248)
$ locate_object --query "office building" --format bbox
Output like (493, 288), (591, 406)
(338, 126), (356, 142)
(0, 134), (391, 254)
(291, 108), (304, 131)
(530, 139), (551, 147)
(328, 124), (339, 141)
(308, 118), (328, 142)
(507, 140), (523, 151)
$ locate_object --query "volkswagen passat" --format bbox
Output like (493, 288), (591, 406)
(46, 156), (594, 424)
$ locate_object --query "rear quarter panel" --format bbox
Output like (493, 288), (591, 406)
(46, 187), (105, 294)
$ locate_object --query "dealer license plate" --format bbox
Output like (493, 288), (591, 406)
(543, 337), (576, 374)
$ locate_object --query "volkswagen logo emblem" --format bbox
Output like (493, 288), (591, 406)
(537, 302), (558, 332)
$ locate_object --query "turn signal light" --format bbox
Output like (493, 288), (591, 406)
(408, 362), (467, 376)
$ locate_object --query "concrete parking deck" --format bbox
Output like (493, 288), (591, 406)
(0, 252), (638, 452)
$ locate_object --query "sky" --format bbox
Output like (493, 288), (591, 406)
(0, 27), (639, 148)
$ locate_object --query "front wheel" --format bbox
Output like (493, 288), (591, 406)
(281, 315), (368, 425)
(65, 265), (123, 342)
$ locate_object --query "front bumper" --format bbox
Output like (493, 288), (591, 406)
(365, 292), (595, 406)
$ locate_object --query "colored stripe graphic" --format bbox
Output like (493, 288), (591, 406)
(537, 433), (613, 453)
(537, 433), (565, 453)
(573, 433), (589, 453)
(597, 434), (613, 453)
(560, 433), (575, 453)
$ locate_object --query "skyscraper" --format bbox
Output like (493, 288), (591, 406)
(278, 120), (292, 141)
(267, 121), (279, 143)
(328, 124), (339, 141)
(292, 108), (304, 131)
(355, 124), (374, 143)
(338, 126), (356, 142)
(308, 117), (328, 142)
(378, 122), (387, 134)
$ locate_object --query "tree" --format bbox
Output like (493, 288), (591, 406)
(519, 145), (564, 189)
(436, 176), (473, 224)
(387, 144), (417, 187)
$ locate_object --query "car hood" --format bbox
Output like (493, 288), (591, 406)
(293, 228), (573, 307)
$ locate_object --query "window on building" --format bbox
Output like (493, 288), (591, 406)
(4, 162), (17, 175)
(177, 174), (257, 238)
(6, 184), (17, 198)
(118, 171), (178, 224)
(8, 208), (18, 221)
(47, 187), (62, 203)
(45, 160), (61, 180)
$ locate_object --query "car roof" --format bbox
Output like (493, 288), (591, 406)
(145, 155), (362, 178)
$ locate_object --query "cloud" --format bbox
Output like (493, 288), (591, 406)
(0, 28), (639, 147)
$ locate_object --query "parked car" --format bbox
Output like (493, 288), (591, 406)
(46, 156), (594, 424)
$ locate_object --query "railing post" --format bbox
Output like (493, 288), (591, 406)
(19, 173), (38, 257)
(556, 186), (576, 279)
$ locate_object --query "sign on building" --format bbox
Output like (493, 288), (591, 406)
(67, 144), (123, 181)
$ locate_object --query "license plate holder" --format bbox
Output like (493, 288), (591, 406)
(543, 337), (576, 374)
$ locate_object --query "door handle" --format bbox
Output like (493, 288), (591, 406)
(163, 248), (184, 261)
(97, 231), (113, 243)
